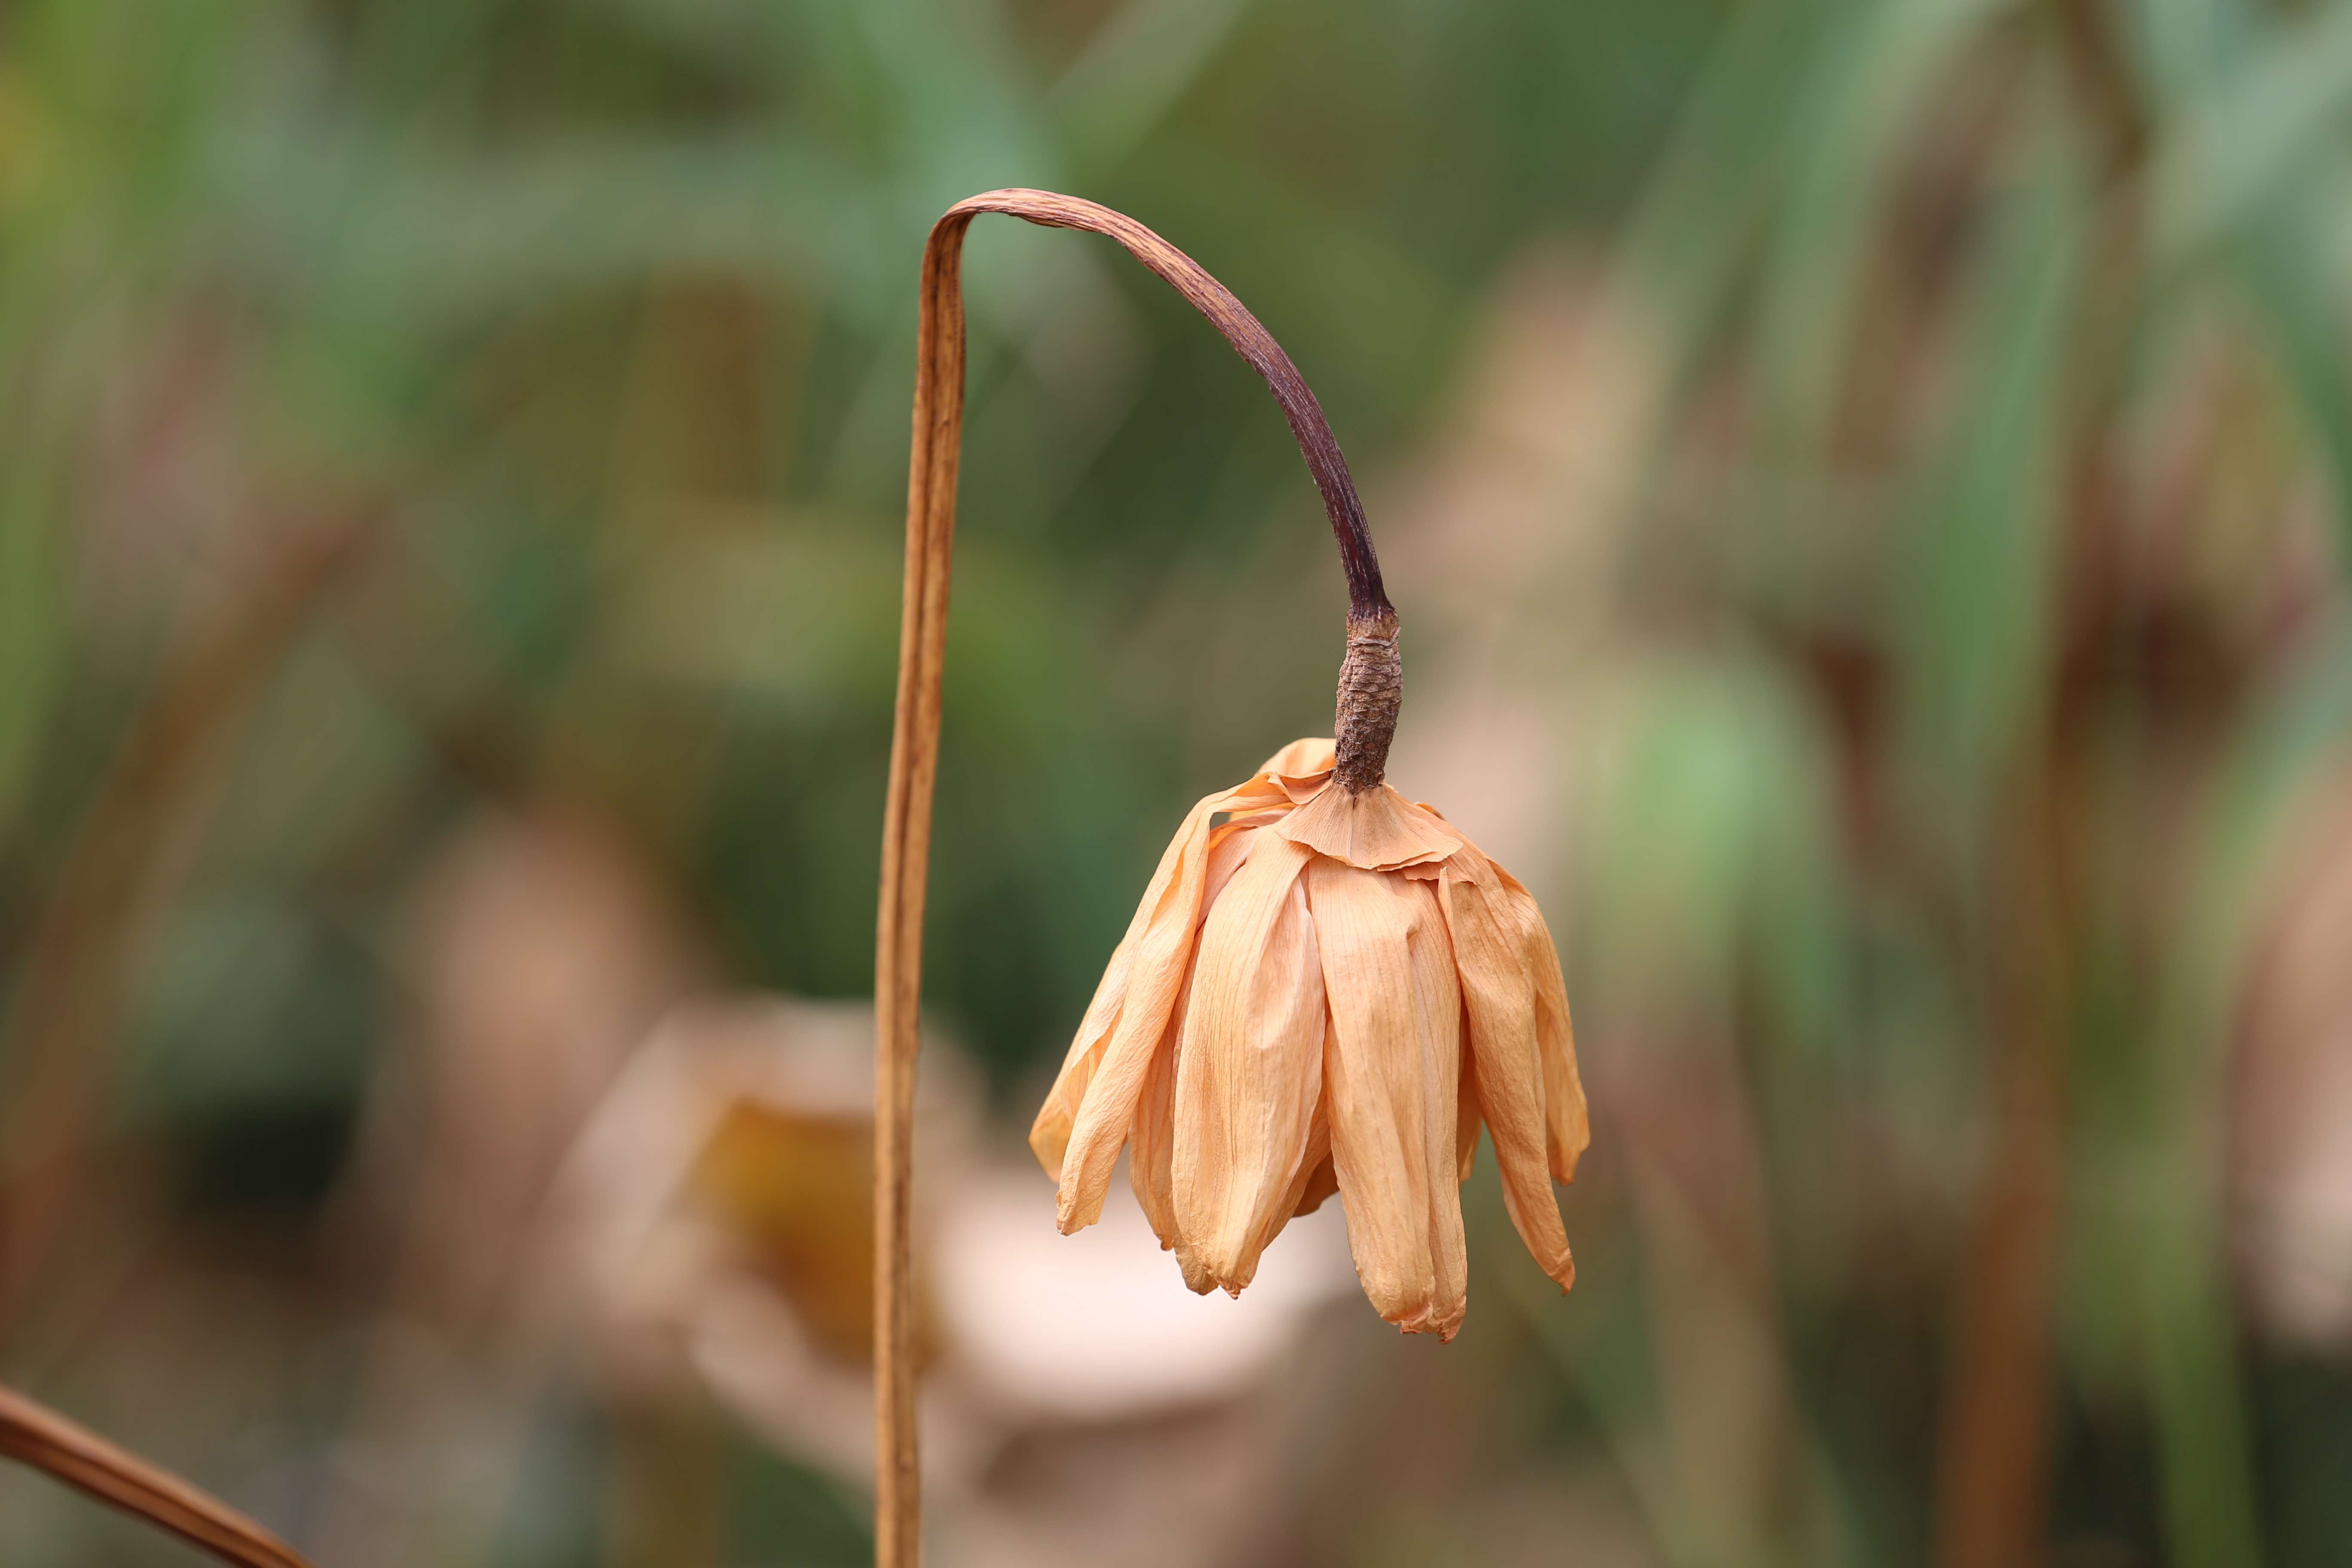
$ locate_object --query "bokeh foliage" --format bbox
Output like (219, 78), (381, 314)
(7, 0), (2352, 1563)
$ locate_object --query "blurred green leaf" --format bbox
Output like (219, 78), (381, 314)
(1614, 0), (1844, 365)
(2234, 200), (2352, 573)
(1050, 0), (1256, 178)
(2156, 0), (2352, 265)
(1895, 139), (2077, 850)
(1587, 659), (1845, 1031)
(1753, 0), (2010, 462)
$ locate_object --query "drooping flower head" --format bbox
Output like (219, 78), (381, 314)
(1031, 735), (1588, 1339)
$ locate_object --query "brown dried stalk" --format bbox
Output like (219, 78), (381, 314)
(876, 187), (1393, 1565)
(0, 1382), (315, 1568)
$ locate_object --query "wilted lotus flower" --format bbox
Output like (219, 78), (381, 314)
(1030, 723), (1589, 1340)
(875, 190), (1597, 1566)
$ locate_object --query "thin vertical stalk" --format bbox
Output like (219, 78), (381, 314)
(874, 188), (1390, 1565)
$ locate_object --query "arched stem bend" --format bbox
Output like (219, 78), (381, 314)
(872, 188), (1399, 1567)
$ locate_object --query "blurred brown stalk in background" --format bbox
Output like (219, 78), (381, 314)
(1933, 4), (2149, 1562)
(0, 515), (371, 1341)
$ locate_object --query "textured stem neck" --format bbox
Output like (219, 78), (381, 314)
(1334, 608), (1401, 791)
(875, 187), (1398, 1568)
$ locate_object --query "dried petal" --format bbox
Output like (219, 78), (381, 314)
(1494, 863), (1589, 1183)
(1129, 966), (1188, 1251)
(1260, 736), (1337, 785)
(1438, 850), (1574, 1290)
(1456, 1038), (1482, 1183)
(1308, 858), (1467, 1339)
(1277, 782), (1461, 871)
(1030, 906), (1148, 1182)
(1279, 1090), (1338, 1220)
(1049, 778), (1288, 1230)
(1130, 824), (1261, 1249)
(1292, 1152), (1340, 1217)
(1173, 832), (1322, 1293)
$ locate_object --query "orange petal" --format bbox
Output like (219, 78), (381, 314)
(1260, 733), (1336, 790)
(1030, 900), (1151, 1182)
(1456, 1036), (1482, 1184)
(1292, 1153), (1339, 1217)
(1277, 783), (1462, 872)
(1050, 781), (1286, 1231)
(1438, 848), (1575, 1291)
(1129, 965), (1188, 1251)
(1308, 859), (1468, 1339)
(1173, 832), (1322, 1294)
(1129, 825), (1260, 1250)
(1280, 1091), (1338, 1219)
(1493, 862), (1589, 1184)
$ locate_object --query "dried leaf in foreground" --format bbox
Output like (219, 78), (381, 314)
(0, 1383), (315, 1568)
(1032, 738), (1589, 1340)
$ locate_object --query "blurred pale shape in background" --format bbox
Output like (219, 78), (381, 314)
(561, 996), (1357, 1567)
(935, 1171), (1353, 1425)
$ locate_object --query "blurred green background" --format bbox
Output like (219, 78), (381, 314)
(8, 0), (2352, 1562)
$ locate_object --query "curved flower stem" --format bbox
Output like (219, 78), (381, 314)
(873, 187), (1392, 1565)
(0, 1383), (315, 1568)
